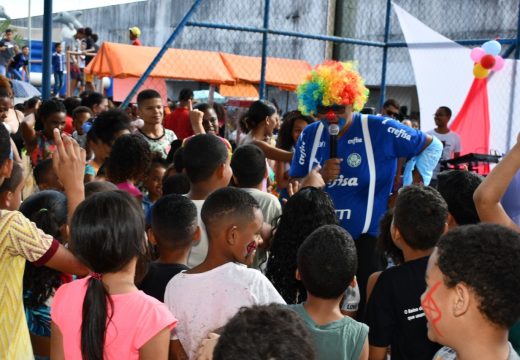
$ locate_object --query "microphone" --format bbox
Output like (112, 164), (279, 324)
(329, 123), (339, 158)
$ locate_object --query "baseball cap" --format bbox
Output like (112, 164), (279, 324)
(129, 27), (141, 37)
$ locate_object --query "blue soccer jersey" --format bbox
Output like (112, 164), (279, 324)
(290, 113), (427, 239)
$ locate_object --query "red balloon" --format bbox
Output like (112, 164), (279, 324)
(480, 54), (496, 70)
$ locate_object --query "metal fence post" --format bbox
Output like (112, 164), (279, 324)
(120, 0), (205, 109)
(378, 0), (392, 111)
(516, 0), (520, 59)
(259, 0), (271, 100)
(41, 0), (53, 100)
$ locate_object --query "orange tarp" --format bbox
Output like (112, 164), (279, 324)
(85, 42), (235, 85)
(220, 81), (259, 98)
(86, 42), (312, 92)
(219, 53), (311, 91)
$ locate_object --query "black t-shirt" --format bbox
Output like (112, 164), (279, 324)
(365, 256), (441, 360)
(138, 262), (189, 302)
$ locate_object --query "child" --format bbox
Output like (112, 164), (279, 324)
(266, 187), (339, 304)
(230, 144), (281, 268)
(212, 304), (315, 360)
(239, 100), (292, 162)
(33, 158), (64, 191)
(20, 99), (67, 167)
(136, 89), (177, 159)
(291, 224), (368, 360)
(84, 180), (118, 197)
(365, 185), (448, 360)
(162, 174), (190, 195)
(8, 45), (29, 81)
(183, 134), (233, 267)
(275, 111), (314, 200)
(71, 106), (93, 149)
(143, 157), (168, 204)
(423, 224), (520, 360)
(51, 43), (65, 96)
(50, 191), (177, 359)
(0, 125), (88, 359)
(106, 134), (152, 199)
(164, 187), (285, 359)
(436, 170), (482, 228)
(138, 194), (199, 302)
(85, 109), (131, 179)
(231, 144), (281, 226)
(0, 162), (24, 210)
(20, 190), (70, 359)
(80, 91), (108, 115)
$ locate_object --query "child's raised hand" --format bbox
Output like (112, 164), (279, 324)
(189, 99), (205, 134)
(52, 128), (86, 192)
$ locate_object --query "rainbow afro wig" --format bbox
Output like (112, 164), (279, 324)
(296, 61), (369, 115)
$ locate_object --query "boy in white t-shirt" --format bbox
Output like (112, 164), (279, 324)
(164, 187), (285, 359)
(427, 106), (461, 182)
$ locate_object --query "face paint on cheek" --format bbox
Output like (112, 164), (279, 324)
(421, 280), (443, 337)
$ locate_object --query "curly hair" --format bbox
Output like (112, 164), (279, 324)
(106, 134), (152, 184)
(436, 223), (520, 328)
(276, 111), (314, 151)
(20, 190), (68, 308)
(265, 187), (339, 304)
(214, 304), (315, 360)
(376, 209), (404, 265)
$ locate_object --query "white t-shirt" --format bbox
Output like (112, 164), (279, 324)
(426, 129), (462, 179)
(164, 262), (285, 359)
(187, 199), (208, 268)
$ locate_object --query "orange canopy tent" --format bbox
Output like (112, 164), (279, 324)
(219, 53), (311, 91)
(85, 42), (235, 84)
(85, 42), (312, 94)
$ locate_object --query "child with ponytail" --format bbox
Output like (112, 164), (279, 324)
(50, 191), (176, 359)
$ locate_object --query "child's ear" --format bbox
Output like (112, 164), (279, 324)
(0, 191), (11, 209)
(0, 158), (13, 179)
(350, 276), (357, 289)
(215, 163), (226, 180)
(192, 226), (201, 244)
(452, 283), (470, 317)
(147, 228), (157, 246)
(227, 225), (238, 246)
(447, 213), (457, 230)
(295, 268), (301, 281)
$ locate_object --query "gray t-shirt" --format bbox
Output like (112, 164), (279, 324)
(434, 343), (520, 360)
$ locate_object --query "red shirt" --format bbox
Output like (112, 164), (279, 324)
(163, 107), (193, 140)
(64, 115), (74, 135)
(132, 39), (142, 46)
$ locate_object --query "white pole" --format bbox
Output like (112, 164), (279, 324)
(28, 0), (32, 77)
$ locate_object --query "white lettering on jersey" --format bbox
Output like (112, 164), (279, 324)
(347, 137), (363, 145)
(328, 175), (359, 188)
(298, 141), (307, 165)
(387, 127), (411, 141)
(318, 141), (326, 148)
(335, 208), (352, 220)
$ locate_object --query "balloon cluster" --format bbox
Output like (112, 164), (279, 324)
(470, 40), (505, 79)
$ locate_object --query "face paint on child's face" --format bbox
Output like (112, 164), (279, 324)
(421, 280), (443, 338)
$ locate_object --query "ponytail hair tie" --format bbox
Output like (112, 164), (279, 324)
(39, 208), (48, 213)
(90, 272), (103, 280)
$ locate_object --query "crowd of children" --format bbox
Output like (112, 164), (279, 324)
(0, 61), (519, 360)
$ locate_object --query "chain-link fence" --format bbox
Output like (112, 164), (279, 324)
(10, 0), (519, 140)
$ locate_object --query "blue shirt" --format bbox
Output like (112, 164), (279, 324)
(52, 52), (65, 72)
(289, 113), (427, 239)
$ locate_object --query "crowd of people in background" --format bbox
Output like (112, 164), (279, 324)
(0, 57), (519, 360)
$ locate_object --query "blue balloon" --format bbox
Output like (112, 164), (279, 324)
(482, 40), (501, 56)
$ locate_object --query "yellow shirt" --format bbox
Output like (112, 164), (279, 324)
(0, 210), (54, 359)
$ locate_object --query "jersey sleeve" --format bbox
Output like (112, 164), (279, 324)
(3, 211), (56, 263)
(377, 118), (427, 159)
(289, 125), (314, 178)
(454, 133), (462, 153)
(364, 272), (395, 347)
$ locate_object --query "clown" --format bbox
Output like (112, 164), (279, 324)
(290, 60), (442, 308)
